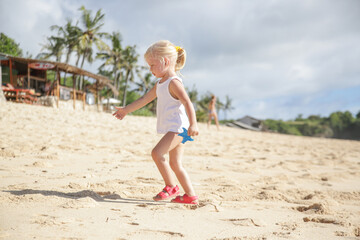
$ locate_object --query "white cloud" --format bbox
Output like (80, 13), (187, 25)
(1, 0), (359, 119)
(0, 0), (69, 55)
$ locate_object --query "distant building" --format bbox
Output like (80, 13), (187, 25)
(226, 115), (263, 131)
(0, 53), (117, 110)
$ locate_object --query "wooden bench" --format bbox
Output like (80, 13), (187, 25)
(2, 88), (38, 104)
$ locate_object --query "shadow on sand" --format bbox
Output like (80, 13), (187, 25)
(4, 189), (166, 206)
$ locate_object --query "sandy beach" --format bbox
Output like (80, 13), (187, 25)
(0, 102), (359, 239)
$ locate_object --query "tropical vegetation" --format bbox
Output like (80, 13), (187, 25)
(0, 6), (233, 122)
(0, 33), (23, 57)
(263, 111), (360, 140)
(2, 25), (359, 141)
(4, 6), (358, 141)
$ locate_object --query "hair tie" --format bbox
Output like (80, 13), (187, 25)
(175, 46), (182, 52)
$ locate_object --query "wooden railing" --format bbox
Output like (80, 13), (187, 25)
(57, 85), (86, 110)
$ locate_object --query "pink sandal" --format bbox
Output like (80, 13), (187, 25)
(153, 185), (179, 201)
(171, 194), (199, 205)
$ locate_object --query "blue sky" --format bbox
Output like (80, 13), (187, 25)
(1, 0), (359, 120)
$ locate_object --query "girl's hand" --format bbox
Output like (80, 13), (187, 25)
(113, 106), (127, 120)
(188, 124), (199, 137)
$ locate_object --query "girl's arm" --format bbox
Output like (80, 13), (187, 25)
(113, 85), (157, 120)
(169, 80), (199, 136)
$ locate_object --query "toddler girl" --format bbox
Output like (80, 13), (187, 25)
(113, 40), (199, 204)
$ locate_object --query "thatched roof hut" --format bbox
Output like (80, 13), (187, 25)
(0, 53), (118, 109)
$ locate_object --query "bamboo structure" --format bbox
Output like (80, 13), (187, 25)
(0, 53), (118, 109)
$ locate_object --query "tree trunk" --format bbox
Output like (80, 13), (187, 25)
(79, 49), (88, 91)
(75, 54), (81, 67)
(112, 61), (117, 98)
(118, 71), (123, 99)
(122, 70), (130, 107)
(0, 66), (5, 102)
(74, 54), (81, 90)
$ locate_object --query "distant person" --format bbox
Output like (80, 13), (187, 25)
(208, 95), (220, 130)
(113, 40), (199, 204)
(42, 81), (53, 96)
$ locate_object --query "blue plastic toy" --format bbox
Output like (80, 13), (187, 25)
(178, 127), (194, 144)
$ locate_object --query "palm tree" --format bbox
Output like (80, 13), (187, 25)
(192, 93), (210, 122)
(121, 45), (139, 106)
(37, 36), (64, 89)
(197, 93), (211, 111)
(134, 71), (156, 94)
(51, 20), (81, 65)
(78, 6), (107, 68)
(77, 5), (108, 89)
(186, 85), (199, 108)
(131, 70), (157, 113)
(38, 36), (64, 62)
(97, 69), (115, 108)
(216, 97), (225, 119)
(51, 20), (82, 85)
(96, 31), (124, 98)
(223, 95), (234, 120)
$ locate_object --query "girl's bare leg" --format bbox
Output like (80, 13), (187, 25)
(213, 113), (220, 130)
(169, 143), (196, 197)
(151, 132), (183, 187)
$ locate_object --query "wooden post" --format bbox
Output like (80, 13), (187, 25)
(73, 75), (76, 110)
(95, 86), (98, 111)
(56, 67), (60, 108)
(83, 92), (86, 111)
(0, 65), (5, 102)
(9, 58), (13, 87)
(82, 77), (86, 111)
(96, 80), (99, 111)
(27, 64), (30, 88)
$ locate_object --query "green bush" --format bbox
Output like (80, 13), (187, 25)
(263, 111), (360, 140)
(196, 109), (208, 122)
(131, 108), (154, 117)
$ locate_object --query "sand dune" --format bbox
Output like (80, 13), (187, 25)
(0, 102), (359, 239)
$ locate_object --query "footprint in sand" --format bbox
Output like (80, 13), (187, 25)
(295, 203), (330, 214)
(222, 218), (266, 227)
(31, 161), (53, 167)
(303, 217), (342, 225)
(32, 214), (79, 226)
(276, 222), (297, 231)
(130, 229), (185, 238)
(60, 197), (99, 209)
(354, 226), (360, 237)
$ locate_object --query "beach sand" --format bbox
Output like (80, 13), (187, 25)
(0, 102), (359, 239)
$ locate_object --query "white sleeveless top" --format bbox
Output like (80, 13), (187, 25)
(156, 76), (190, 134)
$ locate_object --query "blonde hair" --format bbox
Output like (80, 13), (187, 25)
(144, 40), (186, 74)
